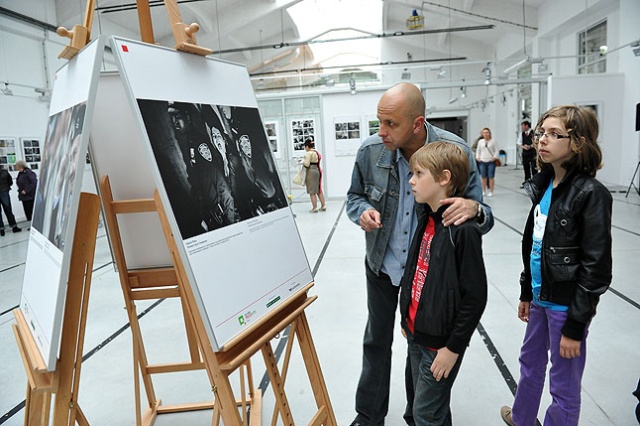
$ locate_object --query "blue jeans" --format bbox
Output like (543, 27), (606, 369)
(477, 161), (496, 179)
(406, 334), (463, 426)
(0, 191), (17, 230)
(354, 261), (400, 425)
(512, 303), (588, 426)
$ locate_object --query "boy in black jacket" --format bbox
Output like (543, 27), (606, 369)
(400, 142), (488, 425)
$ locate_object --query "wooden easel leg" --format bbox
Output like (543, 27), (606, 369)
(261, 341), (294, 426)
(295, 312), (337, 426)
(25, 387), (51, 426)
(271, 323), (298, 426)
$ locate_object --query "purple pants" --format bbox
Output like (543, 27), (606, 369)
(512, 302), (588, 426)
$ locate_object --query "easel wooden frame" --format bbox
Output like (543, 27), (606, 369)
(56, 0), (212, 60)
(13, 192), (102, 426)
(99, 175), (336, 425)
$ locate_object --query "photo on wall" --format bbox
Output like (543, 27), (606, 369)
(0, 137), (18, 171)
(20, 138), (42, 170)
(334, 116), (362, 156)
(137, 100), (289, 240)
(264, 121), (280, 158)
(291, 118), (315, 153)
(31, 102), (87, 250)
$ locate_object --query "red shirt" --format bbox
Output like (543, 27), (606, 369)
(406, 217), (435, 334)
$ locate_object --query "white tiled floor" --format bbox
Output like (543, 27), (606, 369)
(1, 165), (640, 425)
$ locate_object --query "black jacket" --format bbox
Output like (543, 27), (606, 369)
(399, 205), (487, 354)
(521, 167), (612, 340)
(0, 169), (12, 193)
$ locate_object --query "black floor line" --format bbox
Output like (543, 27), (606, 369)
(495, 216), (640, 312)
(0, 292), (165, 425)
(259, 201), (346, 394)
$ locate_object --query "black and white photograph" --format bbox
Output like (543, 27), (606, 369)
(30, 102), (87, 250)
(291, 118), (315, 152)
(21, 138), (42, 169)
(137, 100), (289, 240)
(264, 121), (279, 157)
(334, 120), (360, 141)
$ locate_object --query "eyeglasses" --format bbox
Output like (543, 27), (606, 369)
(534, 131), (570, 141)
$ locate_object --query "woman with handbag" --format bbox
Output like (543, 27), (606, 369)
(302, 137), (326, 213)
(475, 127), (499, 197)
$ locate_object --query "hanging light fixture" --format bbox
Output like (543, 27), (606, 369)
(1, 82), (13, 96)
(349, 77), (356, 95)
(482, 63), (492, 85)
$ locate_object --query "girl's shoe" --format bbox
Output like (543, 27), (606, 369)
(500, 406), (515, 426)
(310, 208), (319, 213)
(320, 206), (327, 211)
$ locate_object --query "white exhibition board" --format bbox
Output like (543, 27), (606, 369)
(109, 36), (313, 350)
(20, 37), (105, 371)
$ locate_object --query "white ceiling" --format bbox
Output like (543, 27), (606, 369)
(52, 0), (545, 87)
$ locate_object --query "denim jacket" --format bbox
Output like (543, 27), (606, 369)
(346, 121), (494, 275)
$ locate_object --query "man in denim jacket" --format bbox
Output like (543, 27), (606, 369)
(346, 83), (493, 426)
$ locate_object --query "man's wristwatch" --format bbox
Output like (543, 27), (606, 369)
(475, 202), (484, 222)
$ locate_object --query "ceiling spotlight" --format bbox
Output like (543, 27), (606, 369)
(349, 77), (356, 95)
(632, 41), (640, 57)
(437, 69), (447, 79)
(482, 63), (491, 85)
(1, 82), (13, 96)
(401, 68), (411, 80)
(460, 86), (467, 98)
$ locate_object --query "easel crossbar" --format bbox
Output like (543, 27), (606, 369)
(216, 295), (316, 372)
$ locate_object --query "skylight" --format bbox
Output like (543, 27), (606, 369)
(287, 0), (383, 69)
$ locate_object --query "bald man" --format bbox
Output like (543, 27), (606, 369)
(346, 83), (493, 426)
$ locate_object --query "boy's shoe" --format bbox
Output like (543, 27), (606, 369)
(487, 191), (494, 197)
(13, 226), (22, 233)
(500, 406), (515, 426)
(0, 229), (5, 237)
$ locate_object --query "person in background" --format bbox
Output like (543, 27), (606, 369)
(15, 160), (37, 225)
(0, 165), (21, 236)
(346, 83), (493, 426)
(302, 137), (326, 213)
(500, 105), (612, 426)
(517, 120), (537, 188)
(401, 142), (487, 425)
(475, 127), (498, 197)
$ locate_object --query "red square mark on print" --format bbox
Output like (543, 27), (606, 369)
(122, 45), (129, 52)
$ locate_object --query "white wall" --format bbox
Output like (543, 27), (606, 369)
(321, 89), (385, 198)
(548, 73), (626, 186)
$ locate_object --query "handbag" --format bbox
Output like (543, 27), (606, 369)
(487, 144), (501, 167)
(293, 165), (306, 186)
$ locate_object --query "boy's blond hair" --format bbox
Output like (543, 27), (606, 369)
(409, 142), (470, 197)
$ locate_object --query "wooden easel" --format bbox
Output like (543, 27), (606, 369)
(56, 0), (212, 60)
(99, 175), (336, 425)
(13, 192), (102, 426)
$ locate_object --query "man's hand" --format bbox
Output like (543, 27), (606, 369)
(560, 335), (581, 359)
(431, 347), (459, 382)
(359, 208), (382, 232)
(440, 197), (477, 227)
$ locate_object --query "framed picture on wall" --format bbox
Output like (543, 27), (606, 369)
(20, 137), (42, 170)
(0, 137), (18, 171)
(334, 116), (362, 156)
(264, 120), (280, 159)
(290, 118), (315, 156)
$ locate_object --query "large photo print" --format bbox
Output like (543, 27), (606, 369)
(137, 100), (288, 240)
(31, 102), (87, 250)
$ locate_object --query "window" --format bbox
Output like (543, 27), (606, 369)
(578, 21), (607, 74)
